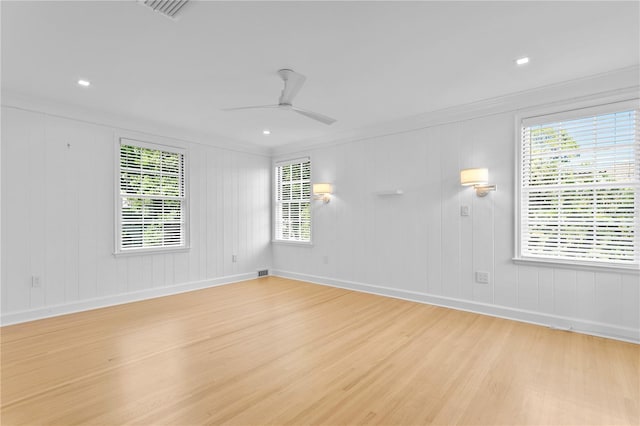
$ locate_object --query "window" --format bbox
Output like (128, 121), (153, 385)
(518, 101), (639, 268)
(116, 138), (187, 253)
(274, 158), (311, 243)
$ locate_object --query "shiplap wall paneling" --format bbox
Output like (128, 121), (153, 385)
(439, 122), (462, 299)
(272, 107), (639, 341)
(190, 145), (202, 283)
(457, 122), (476, 302)
(3, 108), (33, 312)
(422, 125), (441, 296)
(491, 114), (518, 308)
(27, 111), (46, 310)
(331, 144), (349, 282)
(469, 115), (502, 304)
(1, 106), (271, 321)
(621, 274), (639, 332)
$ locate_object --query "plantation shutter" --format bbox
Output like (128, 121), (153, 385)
(118, 139), (187, 251)
(274, 157), (311, 242)
(520, 102), (640, 267)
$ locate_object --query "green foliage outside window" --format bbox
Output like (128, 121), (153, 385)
(119, 143), (185, 250)
(276, 160), (311, 242)
(523, 111), (637, 264)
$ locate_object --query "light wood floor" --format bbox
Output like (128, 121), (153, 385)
(1, 277), (638, 425)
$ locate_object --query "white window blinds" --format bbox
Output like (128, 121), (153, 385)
(274, 158), (311, 242)
(519, 103), (640, 267)
(117, 139), (187, 252)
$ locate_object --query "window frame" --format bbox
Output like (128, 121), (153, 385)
(272, 156), (313, 245)
(514, 98), (640, 271)
(114, 136), (190, 256)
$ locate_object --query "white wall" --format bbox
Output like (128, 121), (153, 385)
(272, 69), (640, 342)
(1, 105), (271, 323)
(2, 69), (638, 343)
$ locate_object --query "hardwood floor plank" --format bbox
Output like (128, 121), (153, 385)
(1, 277), (638, 425)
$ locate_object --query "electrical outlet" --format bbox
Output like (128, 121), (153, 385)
(232, 254), (238, 263)
(31, 275), (42, 288)
(476, 271), (489, 284)
(322, 255), (329, 264)
(460, 205), (470, 216)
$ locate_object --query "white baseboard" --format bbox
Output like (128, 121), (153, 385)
(272, 270), (639, 344)
(0, 272), (258, 326)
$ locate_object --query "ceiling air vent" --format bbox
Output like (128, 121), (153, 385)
(141, 0), (189, 19)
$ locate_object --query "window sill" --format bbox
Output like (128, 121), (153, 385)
(512, 257), (639, 274)
(272, 240), (314, 247)
(114, 247), (190, 257)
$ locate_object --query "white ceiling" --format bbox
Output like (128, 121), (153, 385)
(2, 1), (639, 148)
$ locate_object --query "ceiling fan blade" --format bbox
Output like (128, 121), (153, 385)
(292, 107), (336, 125)
(278, 69), (306, 105)
(221, 104), (279, 111)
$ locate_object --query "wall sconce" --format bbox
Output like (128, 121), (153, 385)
(460, 168), (496, 197)
(313, 183), (333, 203)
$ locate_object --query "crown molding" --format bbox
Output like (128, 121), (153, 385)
(1, 90), (271, 157)
(3, 66), (638, 159)
(272, 66), (640, 157)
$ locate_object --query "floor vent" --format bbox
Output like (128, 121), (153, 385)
(141, 0), (189, 19)
(258, 270), (269, 277)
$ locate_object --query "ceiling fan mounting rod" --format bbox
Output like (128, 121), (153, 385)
(278, 68), (294, 77)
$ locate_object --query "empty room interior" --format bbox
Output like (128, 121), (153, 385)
(1, 1), (639, 425)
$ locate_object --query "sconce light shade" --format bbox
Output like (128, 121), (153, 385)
(460, 168), (496, 197)
(313, 183), (333, 195)
(460, 168), (489, 186)
(313, 183), (333, 203)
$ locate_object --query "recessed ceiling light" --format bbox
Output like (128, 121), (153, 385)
(77, 79), (91, 87)
(516, 57), (530, 66)
(263, 129), (271, 135)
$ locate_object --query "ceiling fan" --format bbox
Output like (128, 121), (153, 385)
(222, 69), (336, 125)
